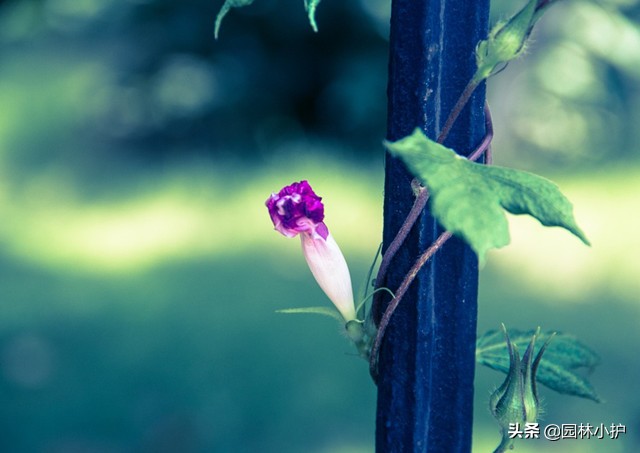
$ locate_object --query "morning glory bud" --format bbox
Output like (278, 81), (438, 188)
(490, 325), (552, 452)
(475, 0), (559, 81)
(266, 181), (357, 323)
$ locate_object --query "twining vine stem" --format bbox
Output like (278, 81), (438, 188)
(371, 80), (485, 321)
(439, 79), (481, 146)
(370, 90), (493, 380)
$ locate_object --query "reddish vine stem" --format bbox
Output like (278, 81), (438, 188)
(469, 104), (493, 164)
(371, 187), (429, 317)
(370, 102), (493, 380)
(371, 80), (483, 319)
(438, 79), (480, 147)
(369, 231), (453, 376)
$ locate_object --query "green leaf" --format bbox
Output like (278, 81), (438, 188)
(477, 328), (601, 402)
(276, 306), (342, 322)
(385, 129), (590, 263)
(214, 0), (255, 39)
(304, 0), (322, 32)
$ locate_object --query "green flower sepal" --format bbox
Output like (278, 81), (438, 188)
(490, 325), (554, 452)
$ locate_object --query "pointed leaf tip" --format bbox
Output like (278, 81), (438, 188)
(276, 306), (343, 322)
(304, 0), (322, 32)
(385, 129), (591, 262)
(214, 0), (255, 39)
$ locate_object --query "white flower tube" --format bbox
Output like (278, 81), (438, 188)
(266, 180), (357, 323)
(300, 231), (356, 322)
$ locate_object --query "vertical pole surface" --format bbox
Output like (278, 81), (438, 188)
(376, 1), (489, 452)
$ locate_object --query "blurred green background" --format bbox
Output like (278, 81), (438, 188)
(1, 0), (639, 452)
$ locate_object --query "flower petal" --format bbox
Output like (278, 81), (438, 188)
(300, 232), (356, 322)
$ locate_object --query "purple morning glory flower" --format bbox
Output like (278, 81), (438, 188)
(266, 181), (356, 322)
(266, 180), (328, 239)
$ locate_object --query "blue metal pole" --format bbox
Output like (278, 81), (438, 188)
(376, 1), (489, 451)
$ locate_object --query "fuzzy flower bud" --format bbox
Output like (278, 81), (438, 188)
(266, 181), (356, 322)
(490, 325), (552, 452)
(475, 0), (560, 81)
